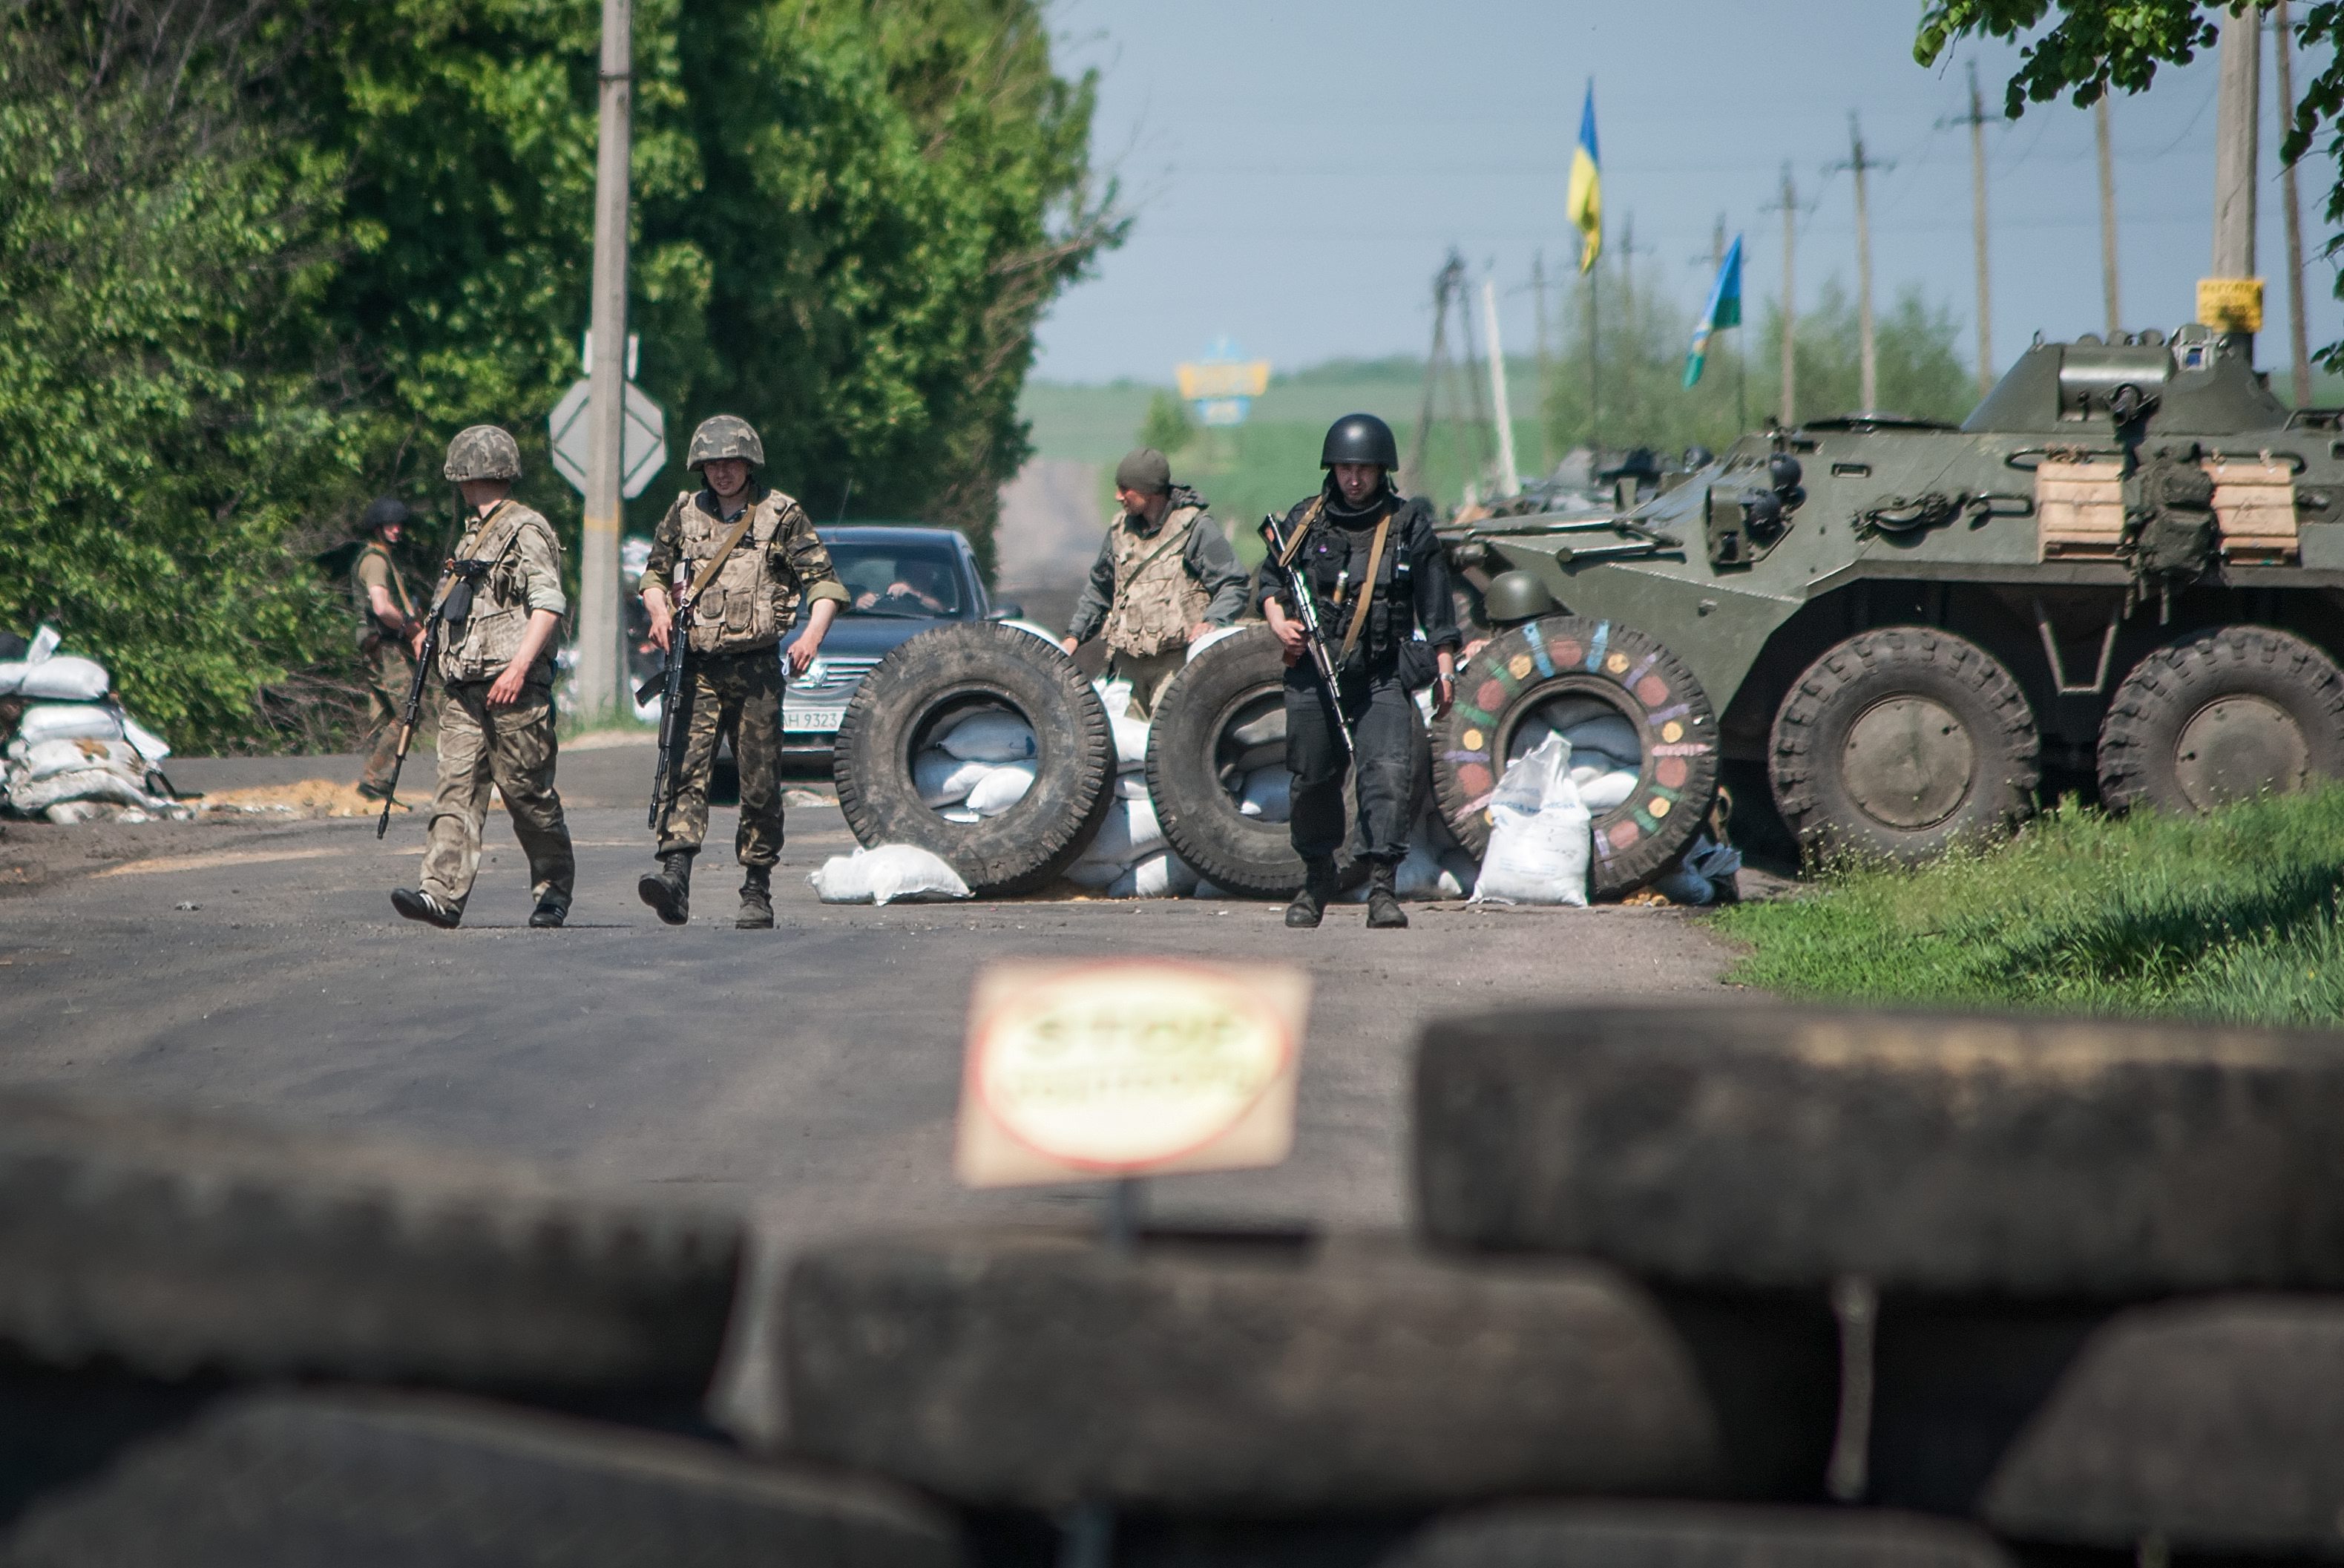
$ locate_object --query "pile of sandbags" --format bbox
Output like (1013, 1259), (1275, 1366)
(1504, 698), (1643, 815)
(911, 705), (1041, 824)
(0, 626), (183, 823)
(1064, 679), (1201, 898)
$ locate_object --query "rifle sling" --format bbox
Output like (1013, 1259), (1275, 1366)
(683, 504), (762, 607)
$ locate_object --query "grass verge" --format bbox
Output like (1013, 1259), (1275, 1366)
(1710, 789), (2344, 1028)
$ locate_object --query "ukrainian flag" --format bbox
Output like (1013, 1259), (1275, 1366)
(1567, 83), (1601, 273)
(1685, 234), (1744, 387)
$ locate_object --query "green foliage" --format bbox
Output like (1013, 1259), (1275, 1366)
(1713, 788), (2344, 1027)
(1139, 390), (1198, 457)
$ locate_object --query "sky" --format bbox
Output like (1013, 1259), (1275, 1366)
(1029, 0), (2337, 388)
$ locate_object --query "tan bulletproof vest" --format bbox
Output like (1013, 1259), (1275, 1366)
(673, 489), (792, 655)
(441, 502), (557, 683)
(1102, 505), (1209, 657)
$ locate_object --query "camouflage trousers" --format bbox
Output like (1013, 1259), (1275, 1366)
(358, 640), (416, 793)
(418, 681), (574, 915)
(1108, 645), (1186, 719)
(654, 649), (784, 867)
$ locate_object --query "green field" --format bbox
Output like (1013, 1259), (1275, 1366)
(1712, 790), (2344, 1029)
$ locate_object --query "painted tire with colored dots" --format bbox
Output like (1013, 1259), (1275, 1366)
(1430, 617), (1720, 897)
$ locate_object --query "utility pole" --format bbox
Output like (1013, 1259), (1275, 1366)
(577, 0), (633, 721)
(2095, 96), (2122, 337)
(1532, 249), (1552, 471)
(1619, 211), (1638, 318)
(2210, 4), (2261, 360)
(1480, 276), (1519, 496)
(1833, 112), (1891, 412)
(2275, 0), (2314, 404)
(1403, 255), (1462, 498)
(1764, 165), (1799, 429)
(1962, 62), (1995, 396)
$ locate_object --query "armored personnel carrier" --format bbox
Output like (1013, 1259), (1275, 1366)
(1434, 324), (2344, 874)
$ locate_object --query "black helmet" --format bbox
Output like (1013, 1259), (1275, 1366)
(1320, 413), (1398, 469)
(361, 496), (412, 534)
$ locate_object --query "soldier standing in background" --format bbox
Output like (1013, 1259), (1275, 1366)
(1061, 447), (1250, 718)
(390, 426), (576, 930)
(352, 496), (419, 801)
(637, 415), (847, 929)
(1261, 413), (1460, 931)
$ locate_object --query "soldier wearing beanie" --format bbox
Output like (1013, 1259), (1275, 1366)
(1061, 446), (1250, 718)
(352, 496), (420, 801)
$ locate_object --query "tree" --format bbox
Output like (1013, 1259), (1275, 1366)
(1139, 390), (1197, 457)
(1915, 1), (2344, 358)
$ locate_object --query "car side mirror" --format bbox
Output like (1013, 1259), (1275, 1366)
(986, 602), (1022, 621)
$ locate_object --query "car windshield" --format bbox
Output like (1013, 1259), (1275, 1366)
(828, 542), (970, 620)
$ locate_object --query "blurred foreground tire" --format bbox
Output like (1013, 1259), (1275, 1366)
(0, 1389), (960, 1568)
(0, 1093), (741, 1402)
(1415, 1006), (2344, 1296)
(784, 1230), (1723, 1514)
(1379, 1503), (2015, 1568)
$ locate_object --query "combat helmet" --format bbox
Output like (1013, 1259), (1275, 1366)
(361, 496), (412, 534)
(688, 415), (765, 470)
(1321, 412), (1399, 469)
(444, 425), (522, 482)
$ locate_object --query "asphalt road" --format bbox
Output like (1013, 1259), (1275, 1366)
(0, 740), (1744, 1430)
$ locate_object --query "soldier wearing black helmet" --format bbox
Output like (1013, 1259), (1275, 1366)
(352, 496), (420, 801)
(1258, 413), (1462, 930)
(635, 414), (848, 929)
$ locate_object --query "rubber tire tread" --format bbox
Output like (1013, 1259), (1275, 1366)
(0, 1388), (961, 1568)
(1430, 616), (1718, 896)
(2096, 624), (2344, 815)
(1383, 1503), (2018, 1568)
(1416, 1004), (2344, 1297)
(0, 1092), (741, 1398)
(785, 1230), (1723, 1513)
(1769, 627), (2038, 864)
(832, 622), (1114, 896)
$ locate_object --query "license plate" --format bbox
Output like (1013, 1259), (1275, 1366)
(784, 707), (846, 733)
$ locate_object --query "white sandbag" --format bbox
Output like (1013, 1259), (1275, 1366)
(11, 738), (140, 784)
(1506, 716), (1555, 763)
(0, 663), (23, 698)
(936, 710), (1037, 763)
(14, 703), (123, 745)
(1063, 859), (1124, 890)
(939, 807), (982, 824)
(809, 844), (972, 905)
(966, 760), (1037, 816)
(1115, 772), (1150, 799)
(1186, 626), (1244, 663)
(1077, 795), (1166, 867)
(9, 766), (171, 817)
(1112, 710), (1151, 772)
(1560, 714), (1641, 771)
(117, 712), (171, 763)
(1107, 850), (1200, 899)
(913, 748), (991, 807)
(1092, 678), (1134, 718)
(25, 626), (59, 663)
(13, 655), (108, 702)
(1575, 767), (1640, 813)
(1471, 733), (1591, 908)
(1237, 767), (1290, 823)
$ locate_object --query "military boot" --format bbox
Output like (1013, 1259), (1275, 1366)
(737, 865), (775, 930)
(1284, 858), (1339, 929)
(1365, 861), (1408, 930)
(637, 851), (692, 927)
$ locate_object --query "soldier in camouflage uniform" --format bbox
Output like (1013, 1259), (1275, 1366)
(1062, 447), (1250, 718)
(637, 415), (847, 928)
(390, 426), (577, 931)
(352, 496), (420, 800)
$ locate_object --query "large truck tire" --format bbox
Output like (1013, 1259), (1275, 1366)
(1980, 1296), (2344, 1557)
(0, 1389), (961, 1568)
(0, 1092), (741, 1402)
(833, 622), (1114, 896)
(1415, 1005), (2344, 1297)
(1431, 617), (1718, 897)
(1379, 1503), (2016, 1568)
(2098, 624), (2344, 814)
(784, 1230), (1724, 1513)
(1770, 628), (2038, 863)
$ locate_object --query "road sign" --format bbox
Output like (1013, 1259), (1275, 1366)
(549, 378), (668, 499)
(1176, 335), (1271, 429)
(2197, 277), (2265, 334)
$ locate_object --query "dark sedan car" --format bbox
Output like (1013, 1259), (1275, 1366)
(781, 524), (1030, 757)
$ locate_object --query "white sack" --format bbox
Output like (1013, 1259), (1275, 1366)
(1186, 626), (1244, 662)
(15, 703), (124, 745)
(26, 626), (60, 664)
(966, 761), (1037, 816)
(1063, 859), (1125, 890)
(1115, 772), (1151, 800)
(936, 710), (1037, 763)
(913, 748), (992, 807)
(118, 713), (171, 763)
(9, 767), (172, 817)
(1092, 678), (1134, 718)
(939, 807), (982, 824)
(1108, 850), (1200, 899)
(1078, 795), (1166, 867)
(1112, 710), (1152, 772)
(809, 844), (972, 905)
(1471, 733), (1591, 908)
(12, 738), (140, 784)
(13, 655), (108, 703)
(1237, 767), (1290, 823)
(1575, 767), (1640, 814)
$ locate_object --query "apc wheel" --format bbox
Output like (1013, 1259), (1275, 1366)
(1431, 617), (1719, 897)
(833, 623), (1114, 896)
(2097, 626), (2344, 815)
(1770, 629), (2037, 863)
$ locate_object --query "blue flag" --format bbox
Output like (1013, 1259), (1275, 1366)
(1685, 234), (1744, 387)
(1567, 84), (1601, 274)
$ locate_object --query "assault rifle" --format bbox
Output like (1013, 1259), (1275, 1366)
(638, 583), (694, 833)
(1258, 511), (1354, 759)
(375, 555), (493, 839)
